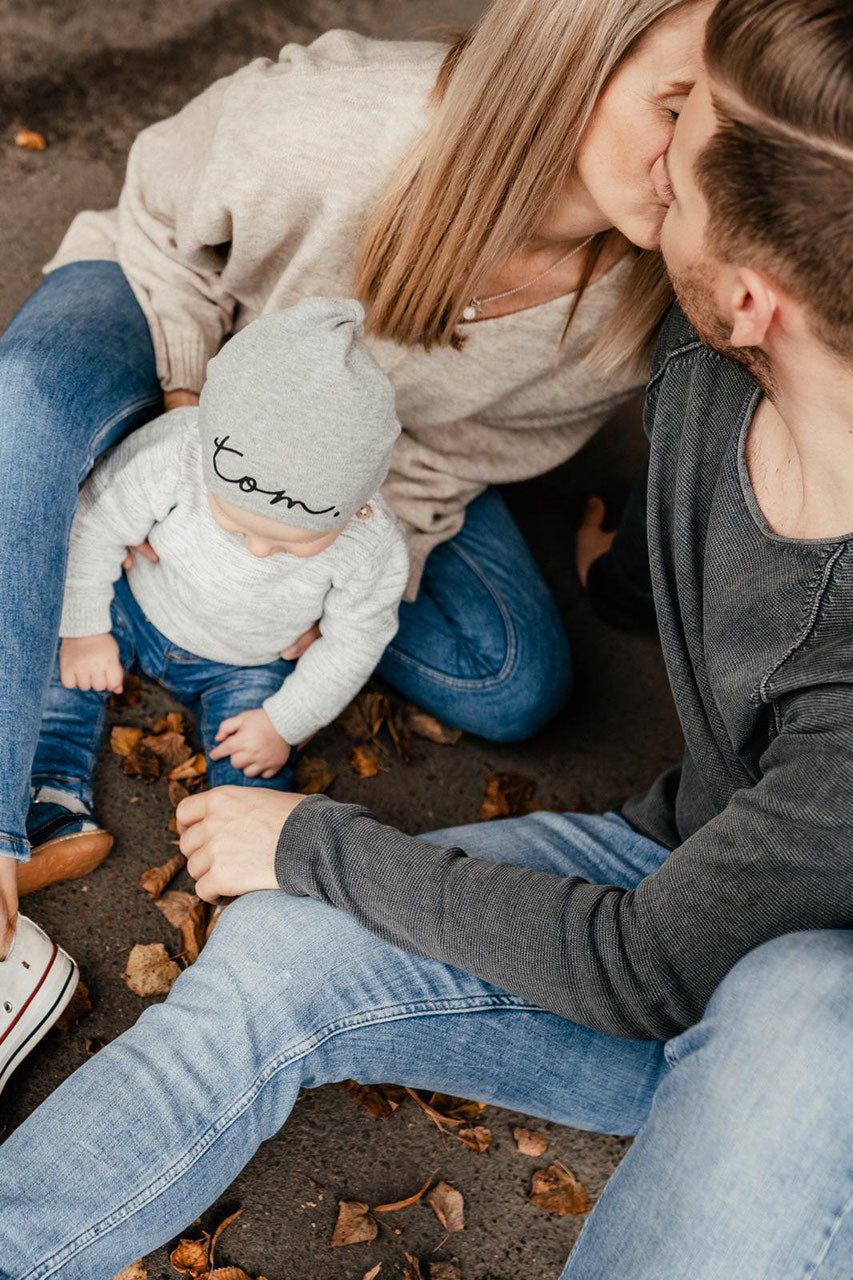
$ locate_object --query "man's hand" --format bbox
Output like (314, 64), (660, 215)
(60, 634), (124, 693)
(575, 496), (616, 589)
(209, 707), (291, 778)
(176, 786), (307, 902)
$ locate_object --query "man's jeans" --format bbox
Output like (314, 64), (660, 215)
(1, 808), (851, 1280)
(31, 572), (298, 806)
(0, 261), (572, 858)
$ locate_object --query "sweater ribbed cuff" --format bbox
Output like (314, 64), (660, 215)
(274, 793), (349, 894)
(262, 685), (322, 747)
(59, 593), (114, 638)
(159, 323), (214, 394)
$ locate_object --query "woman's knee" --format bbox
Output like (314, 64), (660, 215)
(458, 625), (574, 742)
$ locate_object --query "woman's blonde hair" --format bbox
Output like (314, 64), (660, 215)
(354, 0), (697, 374)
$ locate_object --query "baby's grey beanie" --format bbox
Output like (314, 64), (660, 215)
(198, 297), (400, 532)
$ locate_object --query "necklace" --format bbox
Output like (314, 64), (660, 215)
(461, 234), (595, 323)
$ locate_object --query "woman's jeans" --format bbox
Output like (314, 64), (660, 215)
(32, 572), (298, 806)
(0, 262), (573, 860)
(1, 808), (851, 1280)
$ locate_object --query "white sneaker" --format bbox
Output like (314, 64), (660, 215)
(0, 914), (79, 1095)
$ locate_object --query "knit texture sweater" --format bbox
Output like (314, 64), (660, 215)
(273, 306), (853, 1040)
(59, 408), (410, 745)
(43, 28), (647, 595)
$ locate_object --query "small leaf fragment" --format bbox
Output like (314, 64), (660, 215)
(427, 1182), (465, 1234)
(342, 1080), (406, 1119)
(121, 943), (180, 997)
(513, 1126), (549, 1157)
(330, 1200), (378, 1248)
(140, 851), (185, 898)
(169, 752), (207, 782)
(169, 1234), (210, 1277)
(427, 1094), (485, 1124)
(109, 673), (144, 707)
(528, 1163), (590, 1216)
(295, 756), (336, 795)
(406, 710), (462, 745)
(55, 979), (91, 1031)
(403, 1257), (425, 1280)
(155, 890), (208, 964)
(141, 730), (192, 770)
(208, 1208), (243, 1268)
(375, 1167), (438, 1213)
(476, 771), (536, 821)
(110, 1263), (147, 1280)
(110, 725), (143, 757)
(207, 1270), (252, 1280)
(457, 1125), (491, 1153)
(15, 128), (46, 150)
(351, 743), (382, 777)
(362, 1266), (382, 1280)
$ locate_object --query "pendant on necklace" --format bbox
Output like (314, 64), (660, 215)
(462, 300), (482, 322)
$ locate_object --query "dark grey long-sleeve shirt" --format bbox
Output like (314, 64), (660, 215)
(275, 305), (853, 1041)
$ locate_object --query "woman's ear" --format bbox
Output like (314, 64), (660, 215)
(728, 267), (779, 349)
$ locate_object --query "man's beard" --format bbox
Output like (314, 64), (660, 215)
(669, 260), (776, 395)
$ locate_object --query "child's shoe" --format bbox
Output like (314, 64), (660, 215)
(18, 787), (114, 895)
(0, 914), (79, 1095)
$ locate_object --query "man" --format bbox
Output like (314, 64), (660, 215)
(1, 2), (851, 1277)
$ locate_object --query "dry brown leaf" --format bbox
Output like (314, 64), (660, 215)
(403, 1257), (425, 1280)
(330, 1200), (378, 1248)
(55, 979), (91, 1031)
(85, 1036), (106, 1056)
(110, 725), (143, 757)
(169, 779), (191, 811)
(476, 771), (536, 821)
(207, 1271), (251, 1280)
(375, 1167), (438, 1213)
(208, 1208), (243, 1268)
(427, 1183), (465, 1234)
(142, 730), (193, 770)
(155, 890), (208, 964)
(151, 712), (184, 734)
(342, 1080), (406, 1119)
(351, 743), (382, 777)
(338, 692), (389, 742)
(295, 756), (336, 795)
(386, 705), (411, 763)
(513, 1126), (549, 1157)
(121, 943), (180, 997)
(404, 1088), (466, 1133)
(427, 1094), (485, 1124)
(121, 743), (161, 782)
(169, 752), (207, 782)
(528, 1163), (590, 1216)
(429, 1264), (461, 1280)
(140, 851), (185, 898)
(109, 673), (144, 708)
(457, 1125), (491, 1153)
(362, 1266), (382, 1280)
(110, 1263), (147, 1280)
(406, 711), (462, 746)
(15, 128), (46, 150)
(169, 1235), (210, 1277)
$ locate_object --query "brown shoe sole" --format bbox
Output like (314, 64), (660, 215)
(17, 830), (115, 896)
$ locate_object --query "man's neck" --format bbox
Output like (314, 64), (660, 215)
(747, 343), (853, 540)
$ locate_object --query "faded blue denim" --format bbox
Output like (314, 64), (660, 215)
(0, 261), (572, 859)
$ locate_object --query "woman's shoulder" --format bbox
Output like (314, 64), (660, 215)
(277, 28), (447, 76)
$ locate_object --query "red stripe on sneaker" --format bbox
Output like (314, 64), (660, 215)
(0, 943), (58, 1047)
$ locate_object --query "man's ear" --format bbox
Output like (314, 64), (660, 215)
(728, 267), (778, 349)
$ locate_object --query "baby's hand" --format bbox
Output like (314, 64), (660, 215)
(209, 708), (291, 779)
(60, 634), (124, 693)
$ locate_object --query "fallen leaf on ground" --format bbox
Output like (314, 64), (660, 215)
(151, 712), (184, 734)
(362, 1265), (382, 1280)
(351, 743), (382, 777)
(140, 851), (185, 898)
(85, 1036), (106, 1056)
(427, 1094), (485, 1124)
(386, 704), (411, 763)
(121, 743), (161, 782)
(110, 1263), (147, 1280)
(342, 1080), (406, 1119)
(110, 726), (143, 757)
(15, 128), (46, 149)
(169, 752), (207, 783)
(207, 1270), (252, 1280)
(427, 1183), (465, 1234)
(330, 1200), (378, 1247)
(403, 1256), (424, 1280)
(476, 771), (536, 821)
(375, 1168), (438, 1213)
(429, 1263), (461, 1280)
(338, 692), (389, 742)
(513, 1127), (549, 1157)
(404, 1088), (466, 1133)
(295, 756), (336, 795)
(169, 1234), (210, 1277)
(155, 890), (208, 963)
(109, 673), (144, 707)
(457, 1125), (491, 1153)
(406, 711), (462, 746)
(209, 1208), (243, 1268)
(55, 979), (91, 1031)
(528, 1163), (590, 1216)
(121, 943), (180, 997)
(142, 729), (192, 770)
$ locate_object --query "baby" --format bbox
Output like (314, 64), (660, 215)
(25, 296), (409, 884)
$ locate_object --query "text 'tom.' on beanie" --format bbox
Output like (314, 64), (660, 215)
(198, 297), (401, 532)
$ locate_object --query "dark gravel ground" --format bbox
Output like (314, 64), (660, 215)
(1, 2), (684, 1275)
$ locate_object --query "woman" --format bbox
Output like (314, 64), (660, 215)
(0, 0), (705, 914)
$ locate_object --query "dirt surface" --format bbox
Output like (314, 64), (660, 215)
(1, 2), (684, 1276)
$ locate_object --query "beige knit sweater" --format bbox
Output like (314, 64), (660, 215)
(45, 28), (647, 595)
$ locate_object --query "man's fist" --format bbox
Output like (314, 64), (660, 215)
(209, 707), (291, 778)
(60, 634), (124, 694)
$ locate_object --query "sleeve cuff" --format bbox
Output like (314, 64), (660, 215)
(274, 794), (366, 894)
(59, 593), (114, 638)
(158, 322), (215, 394)
(262, 684), (323, 746)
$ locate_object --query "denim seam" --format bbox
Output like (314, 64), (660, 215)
(0, 831), (30, 856)
(26, 996), (538, 1279)
(80, 391), (163, 478)
(387, 542), (520, 691)
(801, 1180), (853, 1279)
(758, 543), (846, 704)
